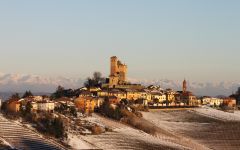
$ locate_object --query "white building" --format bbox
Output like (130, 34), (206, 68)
(151, 93), (166, 103)
(37, 102), (55, 112)
(202, 97), (223, 106)
(31, 102), (38, 111)
(33, 96), (43, 101)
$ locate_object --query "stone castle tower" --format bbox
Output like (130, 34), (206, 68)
(183, 79), (187, 93)
(109, 56), (127, 88)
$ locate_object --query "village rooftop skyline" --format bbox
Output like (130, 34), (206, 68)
(0, 56), (239, 97)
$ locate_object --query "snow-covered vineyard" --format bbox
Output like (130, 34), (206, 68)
(64, 113), (190, 150)
(80, 114), (189, 150)
(1, 107), (240, 150)
(142, 108), (240, 150)
(0, 114), (65, 150)
(194, 106), (240, 121)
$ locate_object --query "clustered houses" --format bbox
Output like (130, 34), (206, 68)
(74, 95), (96, 114)
(202, 97), (223, 106)
(6, 96), (55, 113)
(3, 56), (238, 115)
(1, 56), (204, 116)
(73, 57), (202, 113)
(202, 96), (237, 107)
(97, 80), (200, 107)
(36, 101), (55, 112)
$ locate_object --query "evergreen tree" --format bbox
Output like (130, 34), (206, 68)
(11, 93), (20, 99)
(70, 107), (77, 117)
(237, 87), (240, 95)
(52, 118), (64, 138)
(1, 102), (8, 112)
(25, 101), (33, 114)
(51, 85), (65, 99)
(20, 103), (25, 116)
(22, 90), (33, 98)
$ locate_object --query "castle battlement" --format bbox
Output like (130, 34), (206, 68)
(109, 56), (127, 88)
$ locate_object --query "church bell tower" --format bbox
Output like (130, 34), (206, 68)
(183, 79), (187, 93)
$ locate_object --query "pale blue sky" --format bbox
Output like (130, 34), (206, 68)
(0, 0), (239, 82)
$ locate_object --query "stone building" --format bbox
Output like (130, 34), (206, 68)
(37, 101), (55, 112)
(74, 96), (96, 114)
(179, 79), (198, 105)
(151, 92), (167, 103)
(7, 99), (21, 113)
(202, 97), (223, 106)
(183, 79), (187, 93)
(109, 56), (127, 88)
(165, 89), (176, 102)
(223, 98), (236, 108)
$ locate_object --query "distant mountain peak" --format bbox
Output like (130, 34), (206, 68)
(0, 73), (84, 93)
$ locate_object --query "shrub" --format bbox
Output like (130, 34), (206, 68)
(135, 111), (143, 118)
(129, 105), (148, 116)
(52, 117), (65, 138)
(35, 113), (65, 139)
(99, 101), (123, 120)
(121, 115), (158, 135)
(91, 125), (105, 135)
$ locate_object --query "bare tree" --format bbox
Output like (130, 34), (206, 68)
(84, 71), (105, 88)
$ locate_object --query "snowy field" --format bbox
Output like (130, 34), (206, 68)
(66, 133), (95, 150)
(0, 114), (65, 150)
(5, 107), (239, 150)
(80, 113), (191, 150)
(0, 137), (12, 149)
(194, 106), (240, 121)
(142, 108), (240, 150)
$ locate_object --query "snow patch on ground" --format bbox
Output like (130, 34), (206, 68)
(142, 110), (211, 150)
(80, 113), (190, 150)
(66, 133), (96, 150)
(142, 109), (240, 150)
(142, 111), (181, 132)
(0, 137), (13, 148)
(82, 115), (106, 128)
(194, 107), (240, 121)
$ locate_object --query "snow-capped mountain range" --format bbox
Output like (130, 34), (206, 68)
(0, 72), (84, 93)
(0, 72), (239, 97)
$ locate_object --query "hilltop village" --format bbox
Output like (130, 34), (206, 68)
(0, 56), (239, 149)
(2, 56), (237, 115)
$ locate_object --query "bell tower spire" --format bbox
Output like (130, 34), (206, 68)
(183, 79), (187, 93)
